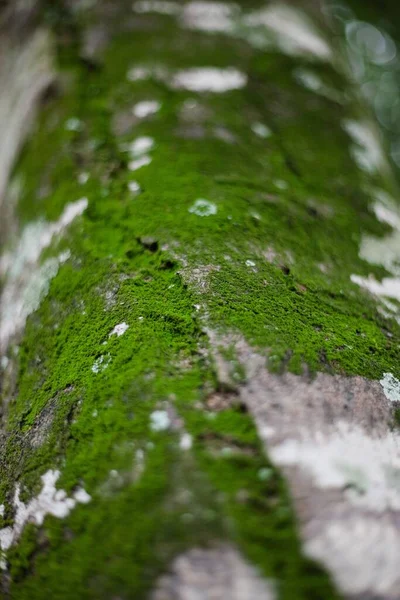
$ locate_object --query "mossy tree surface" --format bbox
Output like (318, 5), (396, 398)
(1, 0), (400, 598)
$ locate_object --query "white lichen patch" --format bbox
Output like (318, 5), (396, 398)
(342, 119), (385, 174)
(133, 0), (180, 15)
(351, 274), (400, 302)
(0, 198), (88, 352)
(243, 4), (332, 60)
(171, 67), (247, 92)
(305, 517), (400, 597)
(357, 191), (400, 274)
(161, 1), (331, 63)
(181, 2), (239, 33)
(91, 354), (111, 374)
(0, 470), (90, 552)
(372, 189), (400, 229)
(126, 64), (247, 94)
(351, 189), (400, 311)
(271, 421), (400, 512)
(380, 372), (400, 402)
(179, 432), (193, 451)
(0, 29), (54, 216)
(251, 122), (271, 138)
(132, 100), (161, 118)
(188, 199), (217, 216)
(128, 155), (152, 171)
(128, 180), (141, 194)
(73, 488), (91, 503)
(150, 410), (171, 432)
(109, 322), (129, 337)
(128, 136), (155, 156)
(126, 136), (155, 171)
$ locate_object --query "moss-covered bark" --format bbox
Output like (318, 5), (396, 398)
(1, 1), (400, 598)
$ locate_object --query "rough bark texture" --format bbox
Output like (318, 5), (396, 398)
(1, 0), (400, 599)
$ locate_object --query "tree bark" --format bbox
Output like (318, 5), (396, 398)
(1, 1), (400, 598)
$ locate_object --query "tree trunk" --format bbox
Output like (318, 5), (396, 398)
(1, 1), (400, 598)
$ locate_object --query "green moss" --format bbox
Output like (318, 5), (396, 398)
(393, 407), (400, 428)
(3, 0), (400, 597)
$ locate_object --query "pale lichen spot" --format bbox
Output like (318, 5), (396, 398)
(251, 122), (271, 138)
(271, 421), (400, 511)
(351, 274), (400, 302)
(132, 100), (161, 118)
(0, 198), (88, 352)
(91, 354), (111, 374)
(128, 155), (152, 171)
(274, 179), (288, 190)
(181, 1), (238, 33)
(371, 189), (400, 229)
(171, 67), (247, 92)
(78, 171), (89, 185)
(150, 410), (171, 432)
(109, 322), (129, 337)
(128, 136), (154, 156)
(0, 470), (90, 552)
(188, 199), (217, 216)
(65, 117), (82, 132)
(179, 432), (193, 451)
(353, 190), (400, 281)
(351, 189), (400, 305)
(73, 488), (91, 504)
(243, 4), (332, 60)
(342, 119), (385, 174)
(380, 372), (400, 402)
(128, 180), (141, 194)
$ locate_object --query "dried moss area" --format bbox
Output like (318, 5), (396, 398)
(1, 0), (399, 597)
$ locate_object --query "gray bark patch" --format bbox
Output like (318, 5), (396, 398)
(209, 332), (400, 598)
(151, 544), (276, 600)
